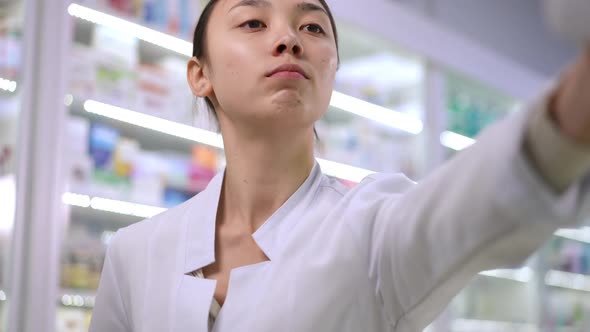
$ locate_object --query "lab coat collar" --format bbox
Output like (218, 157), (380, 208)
(183, 161), (323, 273)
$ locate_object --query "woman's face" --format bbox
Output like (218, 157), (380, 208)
(190, 0), (338, 135)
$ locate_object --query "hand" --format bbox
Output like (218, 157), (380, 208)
(551, 45), (590, 145)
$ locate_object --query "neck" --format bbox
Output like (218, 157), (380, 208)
(218, 123), (315, 232)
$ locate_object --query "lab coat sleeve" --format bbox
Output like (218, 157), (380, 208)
(355, 91), (590, 331)
(89, 231), (131, 332)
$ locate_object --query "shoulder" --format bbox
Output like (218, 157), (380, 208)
(340, 172), (417, 203)
(107, 192), (204, 260)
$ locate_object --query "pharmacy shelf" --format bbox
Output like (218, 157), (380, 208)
(67, 3), (424, 136)
(65, 2), (489, 155)
(545, 269), (590, 293)
(68, 3), (192, 57)
(478, 267), (534, 283)
(555, 227), (590, 245)
(68, 96), (198, 154)
(69, 96), (375, 182)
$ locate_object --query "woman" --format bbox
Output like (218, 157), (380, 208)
(89, 0), (590, 331)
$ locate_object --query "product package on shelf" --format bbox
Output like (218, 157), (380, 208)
(77, 0), (200, 39)
(136, 61), (192, 124)
(92, 26), (138, 108)
(446, 73), (519, 139)
(316, 115), (419, 178)
(66, 116), (93, 194)
(547, 237), (590, 276)
(69, 45), (97, 99)
(57, 307), (91, 332)
(335, 52), (424, 120)
(60, 223), (106, 291)
(0, 27), (21, 80)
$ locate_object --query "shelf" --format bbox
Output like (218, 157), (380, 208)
(67, 3), (192, 57)
(68, 96), (199, 154)
(63, 192), (166, 219)
(545, 270), (590, 293)
(555, 227), (590, 245)
(478, 267), (534, 283)
(69, 96), (376, 182)
(452, 318), (537, 332)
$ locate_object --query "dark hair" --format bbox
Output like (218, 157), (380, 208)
(192, 0), (340, 116)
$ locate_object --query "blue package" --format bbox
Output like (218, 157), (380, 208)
(88, 123), (119, 170)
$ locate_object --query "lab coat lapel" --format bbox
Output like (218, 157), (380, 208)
(142, 170), (224, 332)
(173, 275), (216, 331)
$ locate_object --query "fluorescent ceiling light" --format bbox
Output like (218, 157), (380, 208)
(555, 227), (590, 244)
(63, 192), (167, 218)
(478, 267), (533, 283)
(440, 130), (476, 151)
(0, 175), (16, 235)
(67, 3), (192, 57)
(317, 158), (375, 183)
(0, 77), (17, 93)
(83, 99), (376, 182)
(90, 197), (167, 218)
(452, 319), (538, 332)
(545, 269), (590, 292)
(61, 192), (91, 208)
(330, 91), (423, 134)
(83, 100), (225, 149)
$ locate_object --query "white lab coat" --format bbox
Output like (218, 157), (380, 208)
(89, 95), (590, 332)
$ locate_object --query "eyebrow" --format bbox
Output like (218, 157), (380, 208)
(229, 0), (328, 16)
(229, 0), (272, 12)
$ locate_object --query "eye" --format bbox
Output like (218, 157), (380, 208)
(240, 19), (266, 30)
(301, 24), (325, 34)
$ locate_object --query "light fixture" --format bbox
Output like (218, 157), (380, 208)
(0, 77), (17, 93)
(83, 100), (376, 182)
(317, 158), (375, 183)
(67, 3), (192, 57)
(0, 290), (6, 301)
(63, 192), (167, 218)
(61, 293), (95, 308)
(330, 91), (424, 134)
(64, 94), (74, 106)
(555, 227), (590, 244)
(83, 100), (225, 149)
(61, 192), (91, 208)
(90, 196), (167, 218)
(478, 267), (533, 283)
(452, 319), (538, 332)
(440, 131), (476, 151)
(545, 269), (590, 292)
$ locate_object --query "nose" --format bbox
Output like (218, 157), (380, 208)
(272, 29), (303, 57)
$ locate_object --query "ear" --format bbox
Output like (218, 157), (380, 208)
(187, 57), (213, 98)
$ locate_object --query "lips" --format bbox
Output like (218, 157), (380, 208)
(266, 64), (309, 79)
